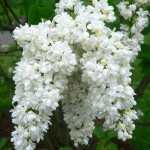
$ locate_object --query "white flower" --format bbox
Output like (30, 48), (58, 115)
(11, 0), (149, 149)
(135, 0), (150, 5)
(117, 2), (136, 19)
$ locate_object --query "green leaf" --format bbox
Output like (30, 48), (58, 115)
(47, 0), (56, 9)
(94, 124), (107, 141)
(28, 4), (41, 25)
(96, 143), (102, 150)
(23, 0), (36, 15)
(144, 32), (150, 45)
(138, 32), (150, 77)
(38, 6), (54, 19)
(142, 24), (150, 35)
(140, 60), (150, 76)
(106, 142), (118, 150)
(138, 45), (150, 60)
(114, 0), (121, 5)
(0, 138), (8, 149)
(37, 0), (56, 8)
(59, 147), (72, 150)
(71, 13), (77, 19)
(107, 130), (117, 139)
(27, 0), (56, 24)
(7, 0), (18, 6)
(42, 0), (55, 5)
(82, 0), (92, 6)
(5, 147), (12, 150)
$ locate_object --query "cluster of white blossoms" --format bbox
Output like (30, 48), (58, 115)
(11, 0), (149, 149)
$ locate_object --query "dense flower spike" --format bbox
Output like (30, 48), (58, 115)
(12, 0), (149, 149)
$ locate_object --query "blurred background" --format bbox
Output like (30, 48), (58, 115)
(0, 0), (150, 150)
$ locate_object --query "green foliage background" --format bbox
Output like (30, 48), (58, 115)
(0, 0), (149, 150)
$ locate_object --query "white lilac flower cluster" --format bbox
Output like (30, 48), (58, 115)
(11, 0), (149, 149)
(11, 22), (77, 150)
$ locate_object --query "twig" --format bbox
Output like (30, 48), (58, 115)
(0, 0), (12, 25)
(136, 122), (150, 126)
(0, 24), (14, 31)
(45, 134), (55, 150)
(134, 76), (150, 99)
(3, 0), (20, 24)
